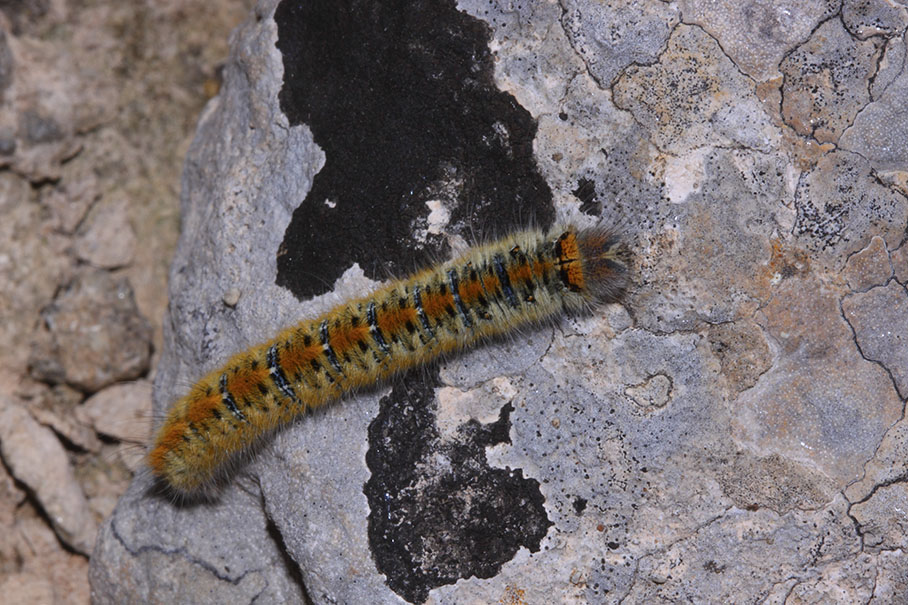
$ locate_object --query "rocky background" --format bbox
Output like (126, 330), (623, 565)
(92, 0), (908, 603)
(3, 0), (907, 604)
(0, 1), (251, 602)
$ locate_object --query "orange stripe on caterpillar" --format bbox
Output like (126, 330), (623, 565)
(149, 224), (631, 494)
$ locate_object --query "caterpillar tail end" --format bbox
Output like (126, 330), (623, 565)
(147, 420), (219, 497)
(575, 226), (632, 303)
(148, 438), (198, 496)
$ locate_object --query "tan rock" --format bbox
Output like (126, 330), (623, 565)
(739, 274), (903, 482)
(76, 380), (153, 444)
(614, 24), (775, 154)
(0, 397), (97, 554)
(41, 171), (100, 234)
(707, 320), (772, 392)
(30, 405), (103, 453)
(73, 198), (136, 269)
(781, 19), (881, 143)
(30, 269), (152, 393)
(0, 460), (25, 570)
(843, 235), (892, 291)
(0, 174), (71, 380)
(22, 381), (102, 453)
(892, 243), (908, 284)
(12, 514), (91, 605)
(13, 513), (62, 563)
(0, 573), (55, 605)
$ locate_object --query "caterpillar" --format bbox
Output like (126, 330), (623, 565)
(149, 224), (631, 494)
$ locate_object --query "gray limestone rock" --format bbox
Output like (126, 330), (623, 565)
(843, 280), (908, 399)
(91, 1), (908, 603)
(781, 18), (883, 144)
(840, 32), (908, 175)
(679, 0), (840, 80)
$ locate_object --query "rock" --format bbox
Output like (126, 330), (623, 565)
(17, 381), (103, 453)
(10, 514), (91, 605)
(73, 197), (137, 268)
(0, 453), (26, 528)
(0, 28), (14, 95)
(843, 0), (908, 39)
(850, 482), (908, 550)
(31, 269), (152, 393)
(41, 170), (100, 234)
(0, 171), (71, 378)
(839, 31), (908, 174)
(793, 150), (908, 269)
(89, 481), (307, 604)
(0, 8), (84, 183)
(714, 453), (838, 512)
(781, 18), (882, 144)
(630, 148), (785, 332)
(706, 320), (772, 392)
(624, 499), (861, 603)
(0, 169), (29, 215)
(30, 405), (103, 453)
(843, 281), (908, 398)
(875, 550), (908, 602)
(738, 273), (902, 482)
(81, 442), (137, 520)
(614, 24), (776, 154)
(894, 243), (908, 283)
(843, 235), (892, 291)
(846, 416), (908, 505)
(91, 1), (908, 603)
(20, 109), (64, 144)
(76, 379), (152, 444)
(624, 373), (672, 410)
(0, 573), (55, 605)
(560, 0), (679, 87)
(0, 397), (97, 555)
(679, 0), (838, 80)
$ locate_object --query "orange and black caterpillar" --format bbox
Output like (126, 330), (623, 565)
(149, 224), (631, 493)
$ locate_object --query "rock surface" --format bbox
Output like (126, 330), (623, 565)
(72, 198), (137, 269)
(76, 380), (153, 444)
(91, 0), (908, 603)
(0, 397), (97, 555)
(29, 269), (153, 393)
(0, 1), (253, 602)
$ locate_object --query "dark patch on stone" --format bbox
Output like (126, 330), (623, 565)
(364, 372), (551, 604)
(704, 559), (726, 574)
(0, 0), (51, 35)
(573, 177), (600, 216)
(0, 29), (14, 96)
(273, 0), (554, 300)
(20, 110), (63, 145)
(572, 496), (587, 516)
(0, 133), (15, 155)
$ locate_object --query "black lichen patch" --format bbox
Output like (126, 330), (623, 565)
(364, 372), (551, 604)
(573, 177), (600, 216)
(273, 0), (554, 299)
(792, 151), (907, 263)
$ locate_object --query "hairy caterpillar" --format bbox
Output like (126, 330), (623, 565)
(149, 225), (630, 493)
